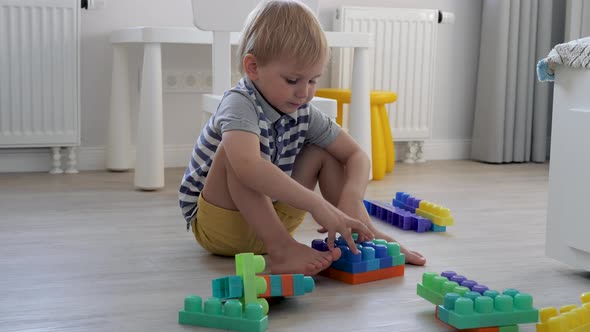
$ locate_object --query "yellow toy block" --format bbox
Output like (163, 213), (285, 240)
(536, 292), (590, 332)
(415, 201), (454, 226)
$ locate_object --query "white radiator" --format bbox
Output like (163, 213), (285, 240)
(332, 6), (453, 162)
(0, 0), (80, 173)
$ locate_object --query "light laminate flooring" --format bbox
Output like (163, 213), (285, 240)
(1, 160), (588, 332)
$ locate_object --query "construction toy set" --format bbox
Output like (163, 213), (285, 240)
(364, 191), (454, 233)
(179, 253), (315, 332)
(178, 191), (590, 331)
(311, 235), (405, 284)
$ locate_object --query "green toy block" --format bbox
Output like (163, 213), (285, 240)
(436, 291), (538, 329)
(235, 253), (269, 315)
(498, 325), (518, 332)
(212, 275), (243, 299)
(178, 296), (268, 332)
(416, 272), (470, 305)
(373, 239), (405, 267)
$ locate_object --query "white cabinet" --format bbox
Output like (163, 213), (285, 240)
(546, 66), (590, 271)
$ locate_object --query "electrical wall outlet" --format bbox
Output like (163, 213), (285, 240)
(163, 70), (244, 93)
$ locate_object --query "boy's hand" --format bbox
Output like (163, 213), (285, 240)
(336, 197), (375, 242)
(311, 199), (374, 254)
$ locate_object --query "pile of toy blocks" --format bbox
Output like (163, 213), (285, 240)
(536, 292), (590, 332)
(364, 191), (454, 233)
(417, 271), (539, 331)
(178, 253), (315, 332)
(311, 235), (405, 284)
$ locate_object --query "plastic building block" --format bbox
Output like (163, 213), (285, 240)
(312, 236), (405, 284)
(536, 291), (590, 332)
(235, 253), (269, 315)
(312, 237), (405, 275)
(212, 275), (243, 299)
(434, 307), (518, 332)
(417, 271), (487, 306)
(178, 295), (268, 332)
(392, 191), (422, 213)
(364, 199), (433, 233)
(319, 265), (404, 284)
(436, 289), (538, 329)
(416, 200), (454, 226)
(213, 274), (315, 299)
(432, 224), (448, 232)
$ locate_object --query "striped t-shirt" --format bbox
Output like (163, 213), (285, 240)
(178, 77), (340, 227)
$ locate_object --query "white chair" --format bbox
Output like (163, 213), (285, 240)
(190, 0), (337, 123)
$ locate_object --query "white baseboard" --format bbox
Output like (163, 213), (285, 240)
(0, 139), (471, 173)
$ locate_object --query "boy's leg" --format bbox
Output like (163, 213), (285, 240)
(200, 145), (340, 275)
(291, 145), (426, 265)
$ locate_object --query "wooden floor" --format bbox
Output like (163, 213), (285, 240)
(1, 160), (588, 332)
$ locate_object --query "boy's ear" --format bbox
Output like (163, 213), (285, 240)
(243, 54), (259, 80)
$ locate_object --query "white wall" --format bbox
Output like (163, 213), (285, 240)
(0, 0), (483, 172)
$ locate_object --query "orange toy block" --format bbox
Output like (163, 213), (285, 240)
(281, 275), (294, 297)
(319, 265), (404, 284)
(259, 275), (271, 298)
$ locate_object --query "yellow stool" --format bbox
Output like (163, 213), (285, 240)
(315, 88), (397, 180)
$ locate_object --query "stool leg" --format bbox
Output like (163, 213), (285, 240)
(371, 104), (386, 180)
(336, 102), (344, 127)
(379, 105), (395, 173)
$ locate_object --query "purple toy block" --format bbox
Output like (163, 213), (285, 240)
(472, 284), (489, 295)
(441, 271), (457, 279)
(311, 239), (328, 251)
(365, 199), (434, 233)
(450, 275), (467, 284)
(392, 191), (422, 213)
(461, 279), (478, 290)
(374, 245), (388, 258)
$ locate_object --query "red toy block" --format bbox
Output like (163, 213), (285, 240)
(319, 265), (404, 284)
(281, 275), (294, 297)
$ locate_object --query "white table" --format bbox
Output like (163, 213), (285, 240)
(108, 26), (372, 190)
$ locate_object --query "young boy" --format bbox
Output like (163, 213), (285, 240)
(179, 0), (425, 275)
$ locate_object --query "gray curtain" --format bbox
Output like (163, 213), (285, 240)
(471, 0), (565, 163)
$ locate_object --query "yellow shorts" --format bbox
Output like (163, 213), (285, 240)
(191, 195), (307, 256)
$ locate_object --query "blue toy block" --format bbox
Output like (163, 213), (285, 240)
(292, 275), (305, 296)
(392, 191), (422, 213)
(364, 199), (435, 233)
(212, 276), (243, 299)
(379, 256), (393, 269)
(313, 237), (405, 276)
(269, 275), (283, 297)
(366, 259), (380, 271)
(432, 224), (447, 232)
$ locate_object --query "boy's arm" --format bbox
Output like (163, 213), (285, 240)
(324, 130), (371, 203)
(322, 130), (376, 235)
(221, 130), (372, 251)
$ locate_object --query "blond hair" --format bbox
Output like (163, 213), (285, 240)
(238, 0), (329, 74)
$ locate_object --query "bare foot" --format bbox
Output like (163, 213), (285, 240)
(268, 241), (341, 275)
(372, 230), (427, 266)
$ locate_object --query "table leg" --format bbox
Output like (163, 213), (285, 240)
(348, 46), (372, 180)
(135, 43), (164, 190)
(107, 45), (132, 171)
